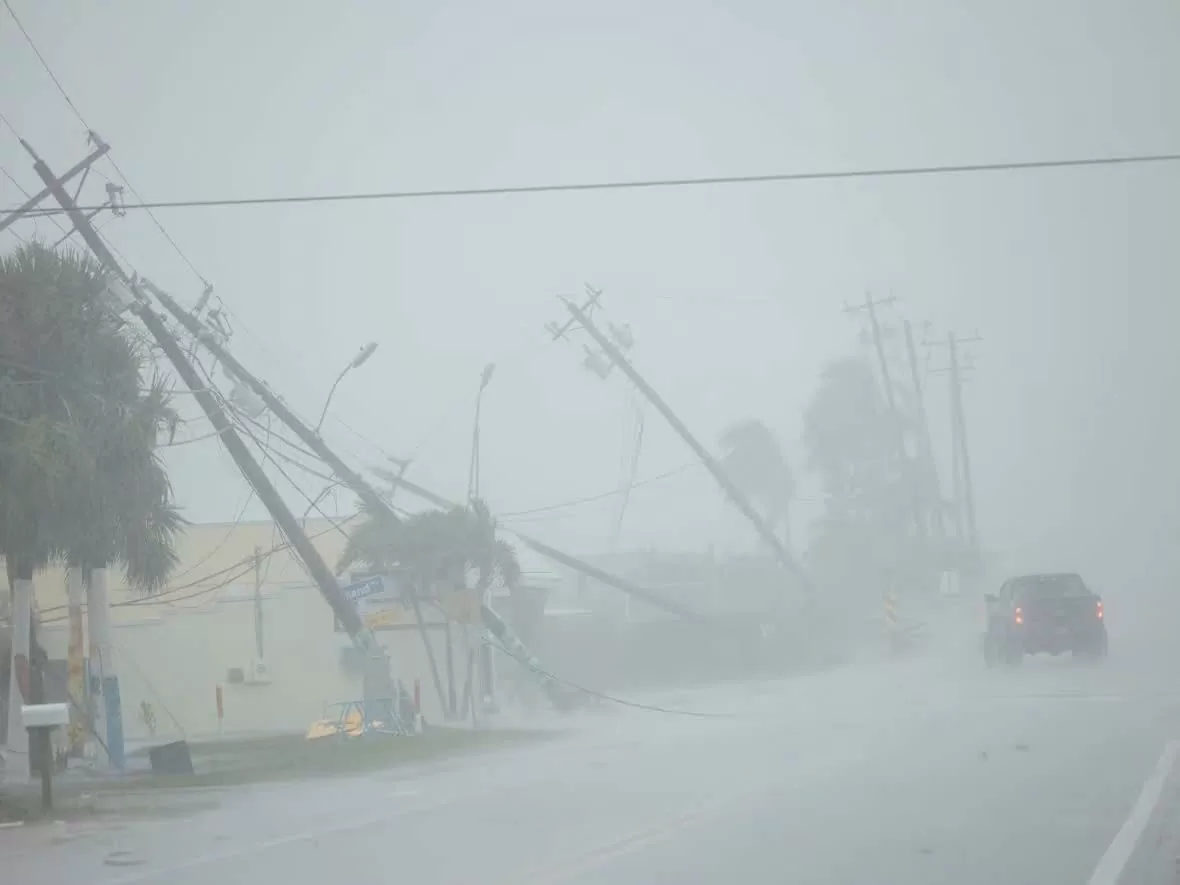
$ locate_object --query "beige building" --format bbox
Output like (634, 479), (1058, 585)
(23, 516), (490, 742)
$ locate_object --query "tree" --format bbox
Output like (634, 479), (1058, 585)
(801, 356), (917, 609)
(802, 357), (905, 522)
(0, 242), (182, 762)
(338, 497), (520, 715)
(718, 419), (795, 552)
(0, 243), (182, 587)
(340, 497), (519, 594)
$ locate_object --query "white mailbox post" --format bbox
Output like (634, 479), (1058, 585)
(22, 703), (69, 810)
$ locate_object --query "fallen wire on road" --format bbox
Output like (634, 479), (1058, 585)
(492, 642), (735, 719)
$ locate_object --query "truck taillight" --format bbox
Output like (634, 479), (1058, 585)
(1096, 600), (1103, 620)
(1014, 606), (1023, 625)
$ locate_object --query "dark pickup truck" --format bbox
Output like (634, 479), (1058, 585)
(983, 573), (1107, 666)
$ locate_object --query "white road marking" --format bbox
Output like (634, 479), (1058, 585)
(1087, 738), (1179, 885)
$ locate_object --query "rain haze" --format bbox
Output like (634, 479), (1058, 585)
(2, 2), (1180, 884)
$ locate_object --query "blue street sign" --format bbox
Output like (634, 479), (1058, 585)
(343, 574), (385, 602)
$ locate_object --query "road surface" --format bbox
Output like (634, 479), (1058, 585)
(5, 604), (1180, 885)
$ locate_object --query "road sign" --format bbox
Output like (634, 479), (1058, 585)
(343, 575), (385, 603)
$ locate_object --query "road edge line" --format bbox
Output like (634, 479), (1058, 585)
(1087, 738), (1180, 885)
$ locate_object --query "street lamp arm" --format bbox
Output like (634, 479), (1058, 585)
(316, 364), (351, 433)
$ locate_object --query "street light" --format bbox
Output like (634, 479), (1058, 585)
(466, 362), (498, 714)
(316, 341), (378, 433)
(467, 363), (495, 503)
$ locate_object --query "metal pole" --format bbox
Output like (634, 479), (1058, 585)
(316, 365), (350, 432)
(253, 546), (264, 661)
(467, 389), (482, 504)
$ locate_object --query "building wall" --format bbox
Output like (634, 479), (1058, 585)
(23, 518), (471, 740)
(38, 582), (459, 740)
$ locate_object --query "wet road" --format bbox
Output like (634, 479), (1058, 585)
(6, 608), (1180, 885)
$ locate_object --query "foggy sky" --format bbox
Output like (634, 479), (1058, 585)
(2, 1), (1178, 590)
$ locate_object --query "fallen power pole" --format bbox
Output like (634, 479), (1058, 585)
(20, 142), (400, 719)
(375, 470), (704, 622)
(559, 297), (813, 595)
(138, 280), (575, 710)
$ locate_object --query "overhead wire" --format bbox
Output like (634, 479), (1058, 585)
(492, 642), (732, 719)
(2, 0), (209, 287)
(166, 487), (256, 581)
(10, 150), (1180, 219)
(2, 0), (89, 130)
(36, 519), (347, 621)
(498, 462), (703, 519)
(233, 410), (352, 541)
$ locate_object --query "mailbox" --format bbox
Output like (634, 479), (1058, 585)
(22, 703), (69, 729)
(22, 703), (69, 811)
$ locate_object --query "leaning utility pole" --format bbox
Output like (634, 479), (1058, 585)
(372, 469), (704, 621)
(137, 279), (577, 711)
(947, 333), (979, 554)
(926, 330), (982, 556)
(844, 293), (925, 540)
(556, 296), (812, 594)
(903, 320), (944, 539)
(20, 141), (397, 727)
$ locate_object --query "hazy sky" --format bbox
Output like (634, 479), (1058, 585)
(3, 2), (1178, 588)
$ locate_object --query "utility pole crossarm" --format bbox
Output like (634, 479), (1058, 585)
(0, 141), (110, 235)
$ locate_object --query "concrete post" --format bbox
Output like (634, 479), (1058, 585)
(4, 576), (33, 783)
(86, 566), (124, 769)
(66, 567), (86, 756)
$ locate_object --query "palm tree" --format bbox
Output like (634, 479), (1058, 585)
(1, 242), (182, 766)
(339, 497), (520, 716)
(719, 419), (796, 553)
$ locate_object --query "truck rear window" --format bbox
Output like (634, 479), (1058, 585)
(1012, 574), (1087, 599)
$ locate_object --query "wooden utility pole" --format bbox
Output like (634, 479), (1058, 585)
(926, 330), (982, 555)
(947, 333), (979, 553)
(903, 320), (944, 539)
(558, 297), (812, 594)
(844, 293), (925, 540)
(137, 281), (574, 710)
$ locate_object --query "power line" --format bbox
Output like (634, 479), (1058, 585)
(498, 462), (703, 520)
(2, 0), (209, 286)
(37, 519), (346, 620)
(167, 488), (256, 581)
(0, 107), (20, 140)
(492, 642), (730, 719)
(106, 155), (210, 286)
(3, 0), (90, 131)
(9, 150), (1180, 218)
(1, 160), (71, 238)
(228, 398), (352, 540)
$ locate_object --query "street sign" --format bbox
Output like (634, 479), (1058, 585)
(334, 572), (444, 632)
(343, 574), (385, 603)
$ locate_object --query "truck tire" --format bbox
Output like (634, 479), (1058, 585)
(983, 635), (997, 668)
(1004, 641), (1024, 667)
